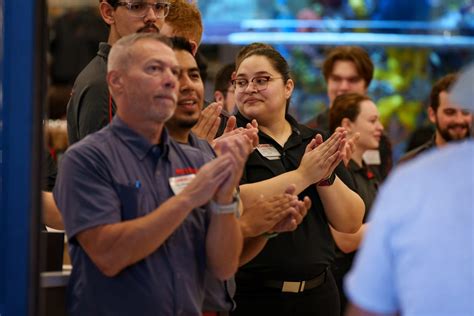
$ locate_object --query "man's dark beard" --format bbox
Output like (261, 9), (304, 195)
(436, 122), (471, 142)
(137, 23), (160, 33)
(178, 118), (199, 129)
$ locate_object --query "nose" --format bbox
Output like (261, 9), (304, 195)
(163, 68), (178, 90)
(339, 80), (350, 90)
(244, 80), (258, 93)
(143, 6), (158, 23)
(179, 74), (193, 93)
(377, 121), (384, 131)
(454, 110), (468, 123)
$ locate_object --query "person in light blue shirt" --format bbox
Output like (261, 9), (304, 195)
(345, 64), (474, 316)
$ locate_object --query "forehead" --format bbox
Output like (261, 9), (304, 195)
(330, 60), (359, 77)
(438, 91), (465, 111)
(174, 49), (197, 69)
(132, 39), (177, 65)
(236, 55), (277, 76)
(359, 100), (378, 115)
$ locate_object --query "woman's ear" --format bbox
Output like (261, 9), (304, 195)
(285, 79), (294, 100)
(99, 1), (115, 26)
(341, 117), (353, 132)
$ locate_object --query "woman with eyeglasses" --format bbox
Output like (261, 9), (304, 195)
(231, 45), (365, 315)
(328, 92), (384, 315)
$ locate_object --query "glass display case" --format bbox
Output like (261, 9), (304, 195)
(197, 0), (474, 159)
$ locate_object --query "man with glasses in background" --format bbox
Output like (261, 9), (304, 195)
(67, 0), (170, 145)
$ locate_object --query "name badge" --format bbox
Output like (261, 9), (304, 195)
(256, 144), (281, 160)
(169, 174), (196, 195)
(363, 150), (381, 165)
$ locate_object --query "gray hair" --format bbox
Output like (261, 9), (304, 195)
(108, 33), (173, 72)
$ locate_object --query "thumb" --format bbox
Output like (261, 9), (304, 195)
(225, 116), (237, 133)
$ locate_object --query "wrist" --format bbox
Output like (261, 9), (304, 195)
(210, 191), (240, 217)
(317, 172), (336, 186)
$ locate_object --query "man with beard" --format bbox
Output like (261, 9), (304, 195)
(67, 0), (168, 145)
(166, 37), (311, 315)
(399, 73), (472, 163)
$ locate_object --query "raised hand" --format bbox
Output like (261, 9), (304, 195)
(298, 129), (346, 184)
(341, 131), (359, 167)
(191, 102), (222, 142)
(213, 118), (259, 155)
(179, 155), (233, 208)
(240, 191), (299, 237)
(270, 184), (311, 233)
(214, 134), (253, 203)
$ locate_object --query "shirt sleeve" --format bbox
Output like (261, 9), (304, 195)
(53, 144), (121, 242)
(344, 174), (401, 313)
(77, 78), (114, 140)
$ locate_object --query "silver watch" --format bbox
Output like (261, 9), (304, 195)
(211, 191), (240, 217)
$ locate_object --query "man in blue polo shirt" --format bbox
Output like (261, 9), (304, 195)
(54, 33), (252, 316)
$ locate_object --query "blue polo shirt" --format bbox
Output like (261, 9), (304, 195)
(54, 116), (213, 316)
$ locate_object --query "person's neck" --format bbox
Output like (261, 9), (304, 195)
(107, 31), (120, 46)
(167, 127), (190, 144)
(434, 131), (448, 148)
(119, 114), (164, 144)
(352, 147), (365, 167)
(259, 118), (292, 147)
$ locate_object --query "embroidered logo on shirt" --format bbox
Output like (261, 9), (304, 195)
(175, 167), (198, 175)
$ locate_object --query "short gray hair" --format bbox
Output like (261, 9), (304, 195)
(108, 33), (173, 72)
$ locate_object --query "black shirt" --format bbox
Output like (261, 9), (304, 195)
(346, 160), (380, 222)
(235, 111), (355, 280)
(66, 42), (116, 145)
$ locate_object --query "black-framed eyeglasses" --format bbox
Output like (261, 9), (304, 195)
(231, 76), (283, 92)
(116, 2), (170, 18)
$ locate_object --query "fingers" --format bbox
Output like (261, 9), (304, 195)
(305, 138), (317, 153)
(191, 103), (222, 141)
(284, 184), (296, 195)
(224, 115), (237, 133)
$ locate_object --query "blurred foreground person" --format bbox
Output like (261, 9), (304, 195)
(345, 63), (474, 316)
(55, 33), (250, 315)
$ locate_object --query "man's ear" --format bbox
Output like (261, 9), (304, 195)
(107, 70), (123, 95)
(428, 107), (436, 124)
(214, 91), (224, 103)
(99, 1), (115, 26)
(190, 41), (198, 56)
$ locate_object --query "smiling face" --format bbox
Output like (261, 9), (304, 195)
(234, 54), (293, 126)
(430, 91), (472, 145)
(113, 39), (180, 124)
(347, 100), (384, 151)
(327, 60), (367, 106)
(166, 49), (204, 130)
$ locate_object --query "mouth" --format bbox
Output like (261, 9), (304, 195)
(156, 94), (176, 103)
(244, 97), (262, 105)
(138, 25), (160, 33)
(177, 99), (199, 111)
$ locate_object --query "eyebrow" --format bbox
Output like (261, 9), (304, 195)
(236, 71), (273, 77)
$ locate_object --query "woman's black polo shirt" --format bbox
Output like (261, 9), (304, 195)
(235, 111), (356, 281)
